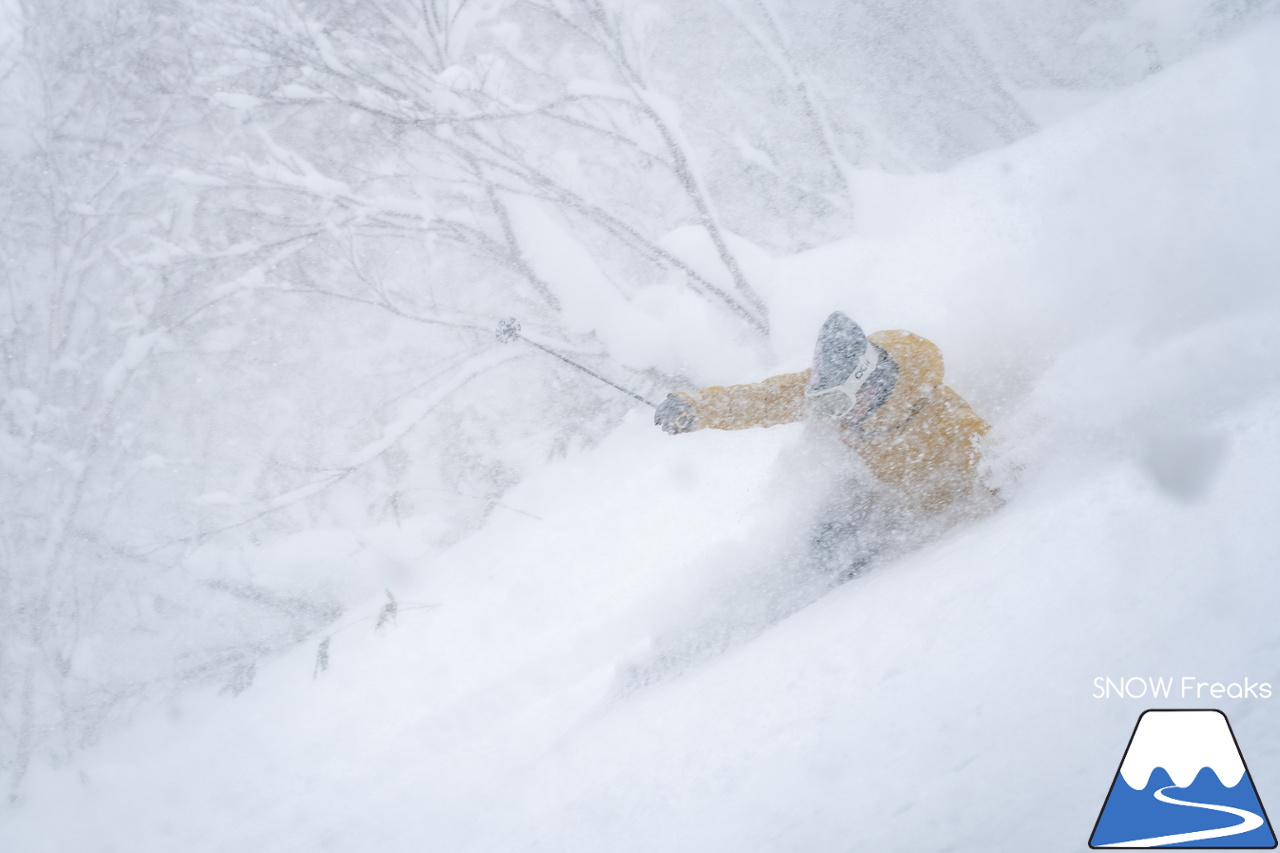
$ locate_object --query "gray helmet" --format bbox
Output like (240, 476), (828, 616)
(807, 312), (897, 419)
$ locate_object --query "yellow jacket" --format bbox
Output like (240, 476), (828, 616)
(674, 331), (995, 516)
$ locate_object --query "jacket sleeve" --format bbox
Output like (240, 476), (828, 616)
(675, 369), (811, 431)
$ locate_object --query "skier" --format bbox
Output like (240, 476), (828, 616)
(653, 311), (999, 575)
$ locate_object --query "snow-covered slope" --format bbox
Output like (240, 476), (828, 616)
(6, 17), (1280, 853)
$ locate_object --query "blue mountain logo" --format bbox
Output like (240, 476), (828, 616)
(1091, 709), (1276, 848)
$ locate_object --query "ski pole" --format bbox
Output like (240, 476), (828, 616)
(495, 318), (659, 408)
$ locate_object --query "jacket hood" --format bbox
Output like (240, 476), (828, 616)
(861, 331), (945, 430)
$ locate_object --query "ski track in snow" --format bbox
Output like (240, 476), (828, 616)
(1099, 785), (1265, 848)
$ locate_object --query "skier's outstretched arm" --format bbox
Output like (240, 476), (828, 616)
(655, 370), (811, 434)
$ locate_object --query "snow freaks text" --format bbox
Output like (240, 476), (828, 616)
(1093, 677), (1274, 700)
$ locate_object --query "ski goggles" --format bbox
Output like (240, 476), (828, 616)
(805, 345), (880, 418)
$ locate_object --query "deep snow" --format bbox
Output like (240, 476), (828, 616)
(5, 16), (1280, 853)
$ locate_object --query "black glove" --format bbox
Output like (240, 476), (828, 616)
(655, 393), (697, 435)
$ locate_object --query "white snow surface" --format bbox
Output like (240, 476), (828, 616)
(1119, 710), (1246, 790)
(6, 19), (1280, 853)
